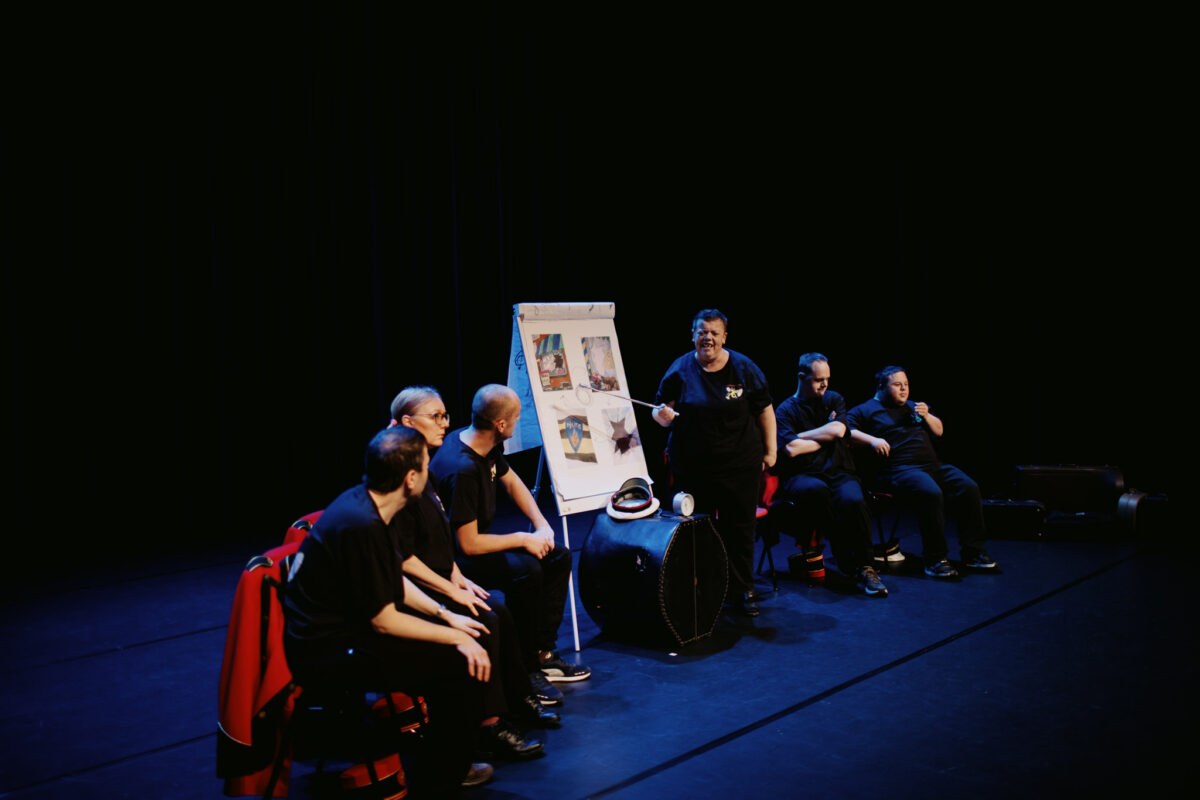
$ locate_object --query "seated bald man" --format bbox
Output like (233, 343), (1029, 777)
(774, 352), (888, 596)
(429, 384), (591, 708)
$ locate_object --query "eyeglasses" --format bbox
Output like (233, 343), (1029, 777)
(409, 411), (450, 424)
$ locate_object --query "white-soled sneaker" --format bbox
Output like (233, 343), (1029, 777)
(539, 652), (592, 683)
(872, 541), (906, 563)
(856, 566), (889, 597)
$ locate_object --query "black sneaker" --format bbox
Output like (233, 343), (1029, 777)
(963, 549), (997, 569)
(856, 566), (888, 597)
(539, 652), (592, 683)
(924, 559), (960, 579)
(528, 669), (563, 705)
(478, 720), (544, 760)
(462, 762), (494, 789)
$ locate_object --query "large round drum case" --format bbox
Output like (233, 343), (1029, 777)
(579, 512), (728, 647)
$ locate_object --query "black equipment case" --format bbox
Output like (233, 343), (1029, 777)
(579, 512), (728, 648)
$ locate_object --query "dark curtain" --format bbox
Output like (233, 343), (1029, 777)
(3, 11), (1169, 566)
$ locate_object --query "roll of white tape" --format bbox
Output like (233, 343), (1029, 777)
(672, 492), (695, 517)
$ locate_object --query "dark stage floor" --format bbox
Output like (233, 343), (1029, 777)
(0, 504), (1190, 799)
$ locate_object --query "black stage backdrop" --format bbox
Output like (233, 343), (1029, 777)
(3, 10), (1172, 566)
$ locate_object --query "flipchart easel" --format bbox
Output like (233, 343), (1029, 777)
(506, 302), (652, 651)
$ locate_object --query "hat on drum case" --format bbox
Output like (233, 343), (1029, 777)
(606, 477), (660, 520)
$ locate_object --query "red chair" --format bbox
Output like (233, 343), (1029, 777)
(283, 511), (323, 546)
(217, 542), (306, 798)
(754, 473), (781, 590)
(281, 509), (429, 739)
(217, 519), (424, 799)
(755, 473), (826, 589)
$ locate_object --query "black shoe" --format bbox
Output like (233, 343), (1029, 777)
(479, 720), (544, 760)
(518, 694), (561, 728)
(462, 762), (494, 788)
(528, 669), (563, 706)
(924, 558), (960, 579)
(738, 592), (760, 617)
(962, 549), (997, 569)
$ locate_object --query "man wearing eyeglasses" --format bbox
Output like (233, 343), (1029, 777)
(430, 384), (591, 710)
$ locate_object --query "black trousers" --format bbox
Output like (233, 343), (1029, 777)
(882, 463), (987, 561)
(429, 592), (530, 719)
(673, 466), (759, 598)
(779, 471), (873, 573)
(456, 546), (571, 672)
(285, 633), (485, 799)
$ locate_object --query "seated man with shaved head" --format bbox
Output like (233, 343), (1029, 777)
(774, 353), (889, 597)
(429, 384), (591, 709)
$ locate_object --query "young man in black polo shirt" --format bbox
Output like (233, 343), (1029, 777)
(846, 366), (998, 579)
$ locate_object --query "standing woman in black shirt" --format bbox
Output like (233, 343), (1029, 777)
(652, 309), (776, 616)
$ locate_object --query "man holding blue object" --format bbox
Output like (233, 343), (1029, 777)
(846, 366), (998, 579)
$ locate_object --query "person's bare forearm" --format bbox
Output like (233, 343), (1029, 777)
(796, 421), (846, 442)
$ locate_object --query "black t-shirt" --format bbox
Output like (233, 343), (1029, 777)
(774, 389), (855, 479)
(284, 483), (407, 648)
(845, 397), (940, 468)
(399, 474), (456, 580)
(655, 349), (772, 477)
(429, 429), (511, 538)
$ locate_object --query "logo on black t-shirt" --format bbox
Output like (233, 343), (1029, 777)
(725, 384), (744, 400)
